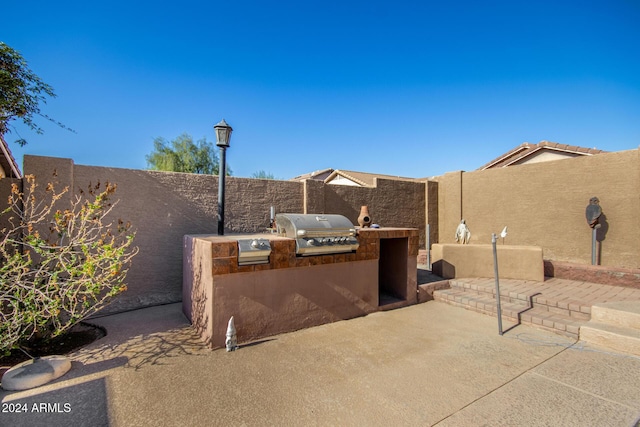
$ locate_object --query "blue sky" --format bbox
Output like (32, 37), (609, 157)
(4, 0), (639, 179)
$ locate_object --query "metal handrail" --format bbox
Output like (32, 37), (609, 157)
(492, 233), (504, 335)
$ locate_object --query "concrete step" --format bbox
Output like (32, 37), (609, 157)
(447, 279), (591, 321)
(580, 322), (640, 356)
(590, 301), (640, 329)
(579, 301), (640, 356)
(433, 288), (585, 339)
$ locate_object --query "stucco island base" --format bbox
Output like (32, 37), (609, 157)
(214, 261), (377, 349)
(183, 229), (419, 350)
(184, 235), (383, 349)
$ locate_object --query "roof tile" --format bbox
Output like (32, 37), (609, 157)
(477, 141), (606, 170)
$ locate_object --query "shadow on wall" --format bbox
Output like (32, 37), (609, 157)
(215, 280), (375, 348)
(203, 259), (380, 349)
(431, 260), (456, 279)
(596, 213), (609, 243)
(596, 213), (609, 265)
(218, 279), (375, 348)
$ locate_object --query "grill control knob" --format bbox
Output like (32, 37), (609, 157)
(251, 240), (260, 248)
(307, 239), (315, 246)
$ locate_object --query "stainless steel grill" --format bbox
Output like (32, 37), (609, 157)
(275, 213), (359, 256)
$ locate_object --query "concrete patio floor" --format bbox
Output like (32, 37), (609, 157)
(1, 299), (640, 426)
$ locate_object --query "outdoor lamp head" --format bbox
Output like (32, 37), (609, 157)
(214, 119), (232, 148)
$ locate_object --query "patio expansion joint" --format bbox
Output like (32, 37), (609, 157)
(430, 340), (577, 426)
(529, 371), (640, 412)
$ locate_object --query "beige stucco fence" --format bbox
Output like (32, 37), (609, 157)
(1, 149), (637, 313)
(431, 148), (639, 269)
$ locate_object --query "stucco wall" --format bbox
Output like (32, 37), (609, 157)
(436, 171), (463, 248)
(320, 178), (426, 246)
(425, 180), (439, 246)
(17, 155), (424, 313)
(21, 156), (306, 313)
(434, 149), (640, 268)
(7, 148), (638, 314)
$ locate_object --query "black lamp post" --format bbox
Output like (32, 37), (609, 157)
(214, 119), (232, 235)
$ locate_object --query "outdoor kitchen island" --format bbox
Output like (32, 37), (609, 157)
(183, 227), (419, 349)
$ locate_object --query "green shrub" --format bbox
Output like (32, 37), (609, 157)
(0, 175), (138, 354)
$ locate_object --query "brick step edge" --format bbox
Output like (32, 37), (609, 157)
(433, 289), (586, 338)
(448, 280), (593, 317)
(435, 288), (589, 322)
